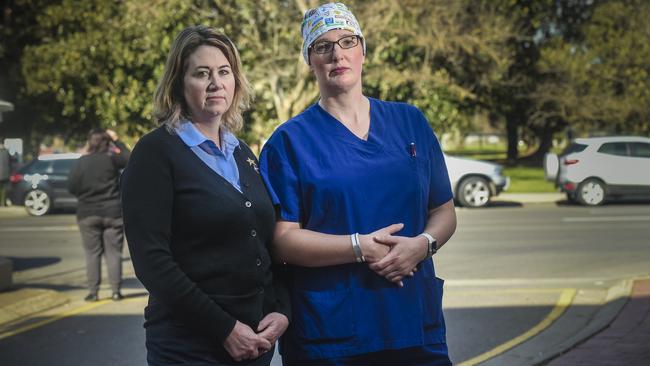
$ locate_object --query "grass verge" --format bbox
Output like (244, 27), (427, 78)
(503, 166), (556, 193)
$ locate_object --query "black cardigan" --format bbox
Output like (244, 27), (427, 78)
(121, 126), (290, 344)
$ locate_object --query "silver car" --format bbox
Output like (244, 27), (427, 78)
(544, 136), (650, 206)
(445, 154), (510, 208)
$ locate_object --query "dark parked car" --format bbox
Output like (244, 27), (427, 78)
(7, 153), (80, 216)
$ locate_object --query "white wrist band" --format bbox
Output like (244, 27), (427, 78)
(350, 233), (365, 263)
(419, 232), (437, 258)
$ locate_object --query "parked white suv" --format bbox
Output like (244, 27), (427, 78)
(544, 136), (650, 205)
(445, 155), (509, 208)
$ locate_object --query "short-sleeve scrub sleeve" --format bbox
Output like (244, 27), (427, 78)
(259, 140), (301, 223)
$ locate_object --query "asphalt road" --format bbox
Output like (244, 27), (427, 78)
(440, 201), (650, 364)
(0, 202), (648, 365)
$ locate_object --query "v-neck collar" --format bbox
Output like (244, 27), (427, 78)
(176, 133), (257, 199)
(315, 97), (376, 144)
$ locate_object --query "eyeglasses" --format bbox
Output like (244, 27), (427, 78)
(309, 35), (362, 55)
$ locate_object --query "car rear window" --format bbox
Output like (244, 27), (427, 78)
(630, 142), (650, 158)
(598, 142), (629, 156)
(562, 143), (588, 155)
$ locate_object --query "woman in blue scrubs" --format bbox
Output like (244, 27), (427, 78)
(259, 3), (457, 365)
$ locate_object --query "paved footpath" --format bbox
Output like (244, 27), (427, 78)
(548, 278), (650, 366)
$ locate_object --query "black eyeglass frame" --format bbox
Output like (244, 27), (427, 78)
(308, 34), (363, 56)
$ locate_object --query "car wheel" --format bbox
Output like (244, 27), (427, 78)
(457, 176), (491, 208)
(23, 189), (52, 216)
(576, 178), (606, 206)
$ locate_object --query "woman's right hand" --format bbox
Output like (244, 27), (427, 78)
(223, 321), (272, 362)
(358, 223), (404, 263)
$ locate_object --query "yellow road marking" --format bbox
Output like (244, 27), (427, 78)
(447, 288), (567, 295)
(0, 296), (146, 341)
(458, 288), (576, 366)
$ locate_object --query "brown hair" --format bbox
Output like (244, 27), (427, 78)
(153, 25), (252, 132)
(87, 128), (111, 154)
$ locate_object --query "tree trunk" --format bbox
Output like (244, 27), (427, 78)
(528, 128), (554, 164)
(506, 116), (518, 163)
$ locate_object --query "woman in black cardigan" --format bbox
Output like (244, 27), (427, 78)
(121, 26), (289, 366)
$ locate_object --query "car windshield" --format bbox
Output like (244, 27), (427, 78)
(561, 143), (588, 155)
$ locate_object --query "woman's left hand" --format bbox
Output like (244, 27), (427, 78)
(368, 235), (428, 286)
(256, 312), (289, 346)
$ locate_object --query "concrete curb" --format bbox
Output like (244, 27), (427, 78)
(494, 193), (565, 204)
(0, 288), (69, 326)
(0, 206), (28, 219)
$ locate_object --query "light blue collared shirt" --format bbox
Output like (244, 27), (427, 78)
(176, 121), (242, 192)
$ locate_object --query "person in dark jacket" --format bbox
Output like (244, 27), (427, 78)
(0, 139), (11, 206)
(120, 25), (290, 366)
(106, 129), (131, 161)
(68, 128), (129, 302)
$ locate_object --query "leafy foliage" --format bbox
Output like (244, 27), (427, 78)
(537, 0), (650, 135)
(2, 0), (648, 158)
(19, 0), (208, 143)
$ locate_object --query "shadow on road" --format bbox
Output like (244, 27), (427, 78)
(6, 256), (61, 271)
(0, 302), (606, 366)
(121, 277), (145, 290)
(482, 200), (524, 208)
(9, 283), (85, 291)
(121, 291), (149, 300)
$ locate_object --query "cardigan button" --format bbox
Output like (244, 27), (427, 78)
(250, 229), (257, 237)
(256, 258), (262, 266)
(245, 201), (252, 208)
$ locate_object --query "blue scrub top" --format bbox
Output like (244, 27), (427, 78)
(259, 98), (453, 361)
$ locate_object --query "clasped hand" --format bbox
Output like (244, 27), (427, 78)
(222, 312), (288, 361)
(359, 223), (428, 286)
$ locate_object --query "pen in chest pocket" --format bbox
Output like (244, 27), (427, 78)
(409, 142), (417, 157)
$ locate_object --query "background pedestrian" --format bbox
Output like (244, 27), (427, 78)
(68, 128), (129, 301)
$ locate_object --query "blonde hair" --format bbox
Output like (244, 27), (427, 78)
(153, 25), (252, 132)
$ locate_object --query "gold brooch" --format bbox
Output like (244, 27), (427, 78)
(246, 157), (259, 173)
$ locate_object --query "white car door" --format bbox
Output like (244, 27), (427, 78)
(591, 142), (633, 185)
(628, 142), (650, 188)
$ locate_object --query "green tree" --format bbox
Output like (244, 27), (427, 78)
(20, 0), (212, 145)
(0, 0), (55, 154)
(354, 0), (517, 137)
(10, 0), (534, 155)
(469, 0), (610, 163)
(537, 0), (650, 137)
(207, 0), (318, 148)
(18, 0), (317, 148)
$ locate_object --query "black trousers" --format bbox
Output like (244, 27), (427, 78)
(146, 321), (274, 366)
(77, 215), (124, 294)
